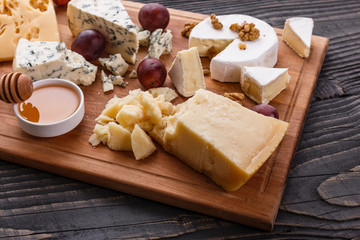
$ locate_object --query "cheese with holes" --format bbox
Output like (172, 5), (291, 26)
(13, 38), (97, 86)
(189, 14), (278, 82)
(0, 0), (60, 62)
(283, 17), (314, 58)
(168, 47), (205, 97)
(150, 89), (288, 191)
(67, 0), (138, 64)
(241, 66), (290, 104)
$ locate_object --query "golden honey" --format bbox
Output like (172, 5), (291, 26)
(18, 84), (80, 124)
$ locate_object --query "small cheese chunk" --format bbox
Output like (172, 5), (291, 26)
(110, 75), (125, 87)
(168, 47), (206, 97)
(99, 54), (129, 76)
(0, 0), (60, 62)
(150, 89), (288, 191)
(138, 30), (151, 47)
(100, 71), (114, 92)
(13, 39), (97, 86)
(147, 87), (178, 102)
(107, 122), (132, 151)
(67, 0), (139, 64)
(131, 124), (156, 160)
(147, 29), (173, 59)
(241, 67), (290, 104)
(283, 17), (314, 58)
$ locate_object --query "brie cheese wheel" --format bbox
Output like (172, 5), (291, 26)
(283, 17), (314, 58)
(168, 47), (206, 97)
(190, 14), (279, 82)
(241, 67), (290, 104)
(150, 89), (288, 191)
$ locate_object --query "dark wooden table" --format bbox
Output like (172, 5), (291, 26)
(1, 0), (360, 239)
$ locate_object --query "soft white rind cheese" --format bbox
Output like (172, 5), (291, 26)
(241, 66), (290, 104)
(67, 0), (139, 64)
(13, 38), (97, 86)
(151, 89), (289, 191)
(168, 47), (206, 97)
(190, 14), (279, 82)
(283, 17), (314, 58)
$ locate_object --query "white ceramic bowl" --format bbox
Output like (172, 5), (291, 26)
(13, 79), (85, 137)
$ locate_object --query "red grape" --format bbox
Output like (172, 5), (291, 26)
(137, 58), (167, 89)
(71, 29), (106, 61)
(138, 3), (170, 32)
(52, 0), (70, 6)
(251, 104), (279, 119)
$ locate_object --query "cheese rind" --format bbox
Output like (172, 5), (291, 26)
(190, 14), (278, 82)
(13, 38), (97, 86)
(67, 0), (138, 64)
(168, 47), (206, 97)
(151, 89), (288, 191)
(0, 0), (60, 62)
(283, 17), (314, 58)
(241, 67), (290, 104)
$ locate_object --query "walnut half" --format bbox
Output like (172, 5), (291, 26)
(210, 14), (223, 30)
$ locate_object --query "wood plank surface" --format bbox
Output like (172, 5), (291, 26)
(2, 0), (360, 238)
(0, 1), (328, 231)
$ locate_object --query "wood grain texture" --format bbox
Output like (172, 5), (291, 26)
(0, 0), (359, 238)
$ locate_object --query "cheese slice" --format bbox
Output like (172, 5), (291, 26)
(283, 17), (314, 58)
(0, 0), (60, 62)
(67, 0), (139, 64)
(190, 14), (278, 82)
(168, 47), (206, 97)
(151, 89), (288, 191)
(241, 67), (290, 104)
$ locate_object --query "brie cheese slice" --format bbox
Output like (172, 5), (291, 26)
(241, 67), (290, 104)
(168, 47), (206, 97)
(283, 17), (314, 58)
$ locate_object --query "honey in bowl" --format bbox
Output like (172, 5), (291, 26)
(18, 84), (80, 124)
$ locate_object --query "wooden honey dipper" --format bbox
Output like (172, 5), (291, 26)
(0, 72), (33, 103)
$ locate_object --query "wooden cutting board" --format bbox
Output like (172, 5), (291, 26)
(0, 1), (328, 231)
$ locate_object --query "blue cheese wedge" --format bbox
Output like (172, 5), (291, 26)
(241, 66), (290, 104)
(99, 54), (129, 76)
(67, 0), (139, 64)
(13, 38), (97, 86)
(147, 29), (173, 59)
(101, 70), (114, 92)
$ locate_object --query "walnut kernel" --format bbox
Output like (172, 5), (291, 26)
(207, 46), (219, 60)
(238, 43), (247, 50)
(210, 14), (223, 30)
(181, 22), (198, 38)
(223, 92), (245, 104)
(230, 21), (260, 41)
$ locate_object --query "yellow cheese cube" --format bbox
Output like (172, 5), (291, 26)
(131, 124), (156, 160)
